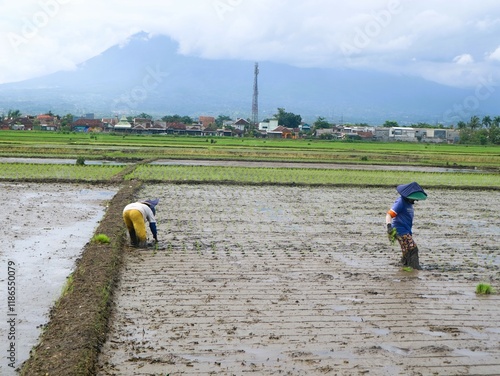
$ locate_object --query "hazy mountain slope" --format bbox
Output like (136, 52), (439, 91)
(0, 33), (494, 124)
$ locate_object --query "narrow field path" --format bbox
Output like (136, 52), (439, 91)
(97, 185), (500, 375)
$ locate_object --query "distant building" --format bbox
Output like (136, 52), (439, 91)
(391, 127), (417, 142)
(258, 119), (279, 132)
(198, 116), (215, 128)
(232, 118), (250, 132)
(7, 117), (34, 130)
(71, 118), (104, 132)
(267, 126), (293, 139)
(113, 116), (132, 131)
(37, 114), (57, 131)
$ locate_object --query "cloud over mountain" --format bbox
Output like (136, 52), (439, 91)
(0, 33), (498, 125)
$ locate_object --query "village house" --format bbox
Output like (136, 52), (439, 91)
(258, 119), (279, 132)
(267, 125), (295, 139)
(231, 118), (250, 132)
(165, 122), (187, 135)
(37, 114), (58, 131)
(5, 116), (35, 130)
(198, 116), (215, 128)
(71, 118), (105, 132)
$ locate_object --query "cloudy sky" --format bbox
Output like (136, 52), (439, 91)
(2, 0), (500, 88)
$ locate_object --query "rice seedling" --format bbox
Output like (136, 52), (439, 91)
(388, 228), (397, 245)
(125, 164), (500, 188)
(476, 282), (494, 295)
(0, 162), (125, 181)
(92, 233), (110, 244)
(195, 240), (202, 255)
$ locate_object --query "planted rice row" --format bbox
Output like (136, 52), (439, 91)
(125, 165), (500, 188)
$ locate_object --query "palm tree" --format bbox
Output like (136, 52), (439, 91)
(7, 109), (21, 119)
(482, 115), (492, 128)
(468, 115), (480, 130)
(493, 116), (500, 127)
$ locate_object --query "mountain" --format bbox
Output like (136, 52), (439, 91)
(0, 32), (497, 125)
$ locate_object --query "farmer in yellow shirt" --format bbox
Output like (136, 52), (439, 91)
(123, 198), (159, 247)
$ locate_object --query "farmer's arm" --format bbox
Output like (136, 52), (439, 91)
(149, 221), (158, 242)
(144, 205), (158, 242)
(386, 209), (397, 232)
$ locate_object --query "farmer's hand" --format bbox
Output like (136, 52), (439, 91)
(153, 236), (158, 243)
(386, 223), (393, 234)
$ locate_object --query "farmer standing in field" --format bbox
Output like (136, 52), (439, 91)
(385, 182), (427, 270)
(123, 198), (159, 247)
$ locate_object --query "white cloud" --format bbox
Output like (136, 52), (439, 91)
(487, 46), (500, 61)
(1, 0), (500, 88)
(453, 54), (475, 65)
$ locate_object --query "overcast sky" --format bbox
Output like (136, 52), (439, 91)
(2, 0), (500, 88)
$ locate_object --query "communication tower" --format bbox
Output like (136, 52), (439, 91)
(252, 62), (259, 127)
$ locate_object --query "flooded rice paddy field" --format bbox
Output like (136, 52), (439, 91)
(98, 184), (500, 375)
(0, 183), (117, 375)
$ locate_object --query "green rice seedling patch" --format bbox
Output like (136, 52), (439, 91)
(0, 163), (125, 181)
(476, 282), (495, 295)
(92, 234), (111, 244)
(126, 164), (500, 188)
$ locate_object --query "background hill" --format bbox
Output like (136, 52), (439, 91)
(0, 32), (496, 125)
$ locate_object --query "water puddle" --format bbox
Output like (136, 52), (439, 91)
(371, 328), (391, 336)
(380, 344), (411, 355)
(0, 183), (117, 374)
(0, 157), (127, 165)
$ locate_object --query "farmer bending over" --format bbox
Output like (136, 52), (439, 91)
(123, 198), (159, 247)
(385, 182), (427, 270)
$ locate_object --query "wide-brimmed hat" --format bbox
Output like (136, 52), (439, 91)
(142, 198), (159, 214)
(396, 182), (427, 200)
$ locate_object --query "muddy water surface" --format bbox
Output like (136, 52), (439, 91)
(98, 185), (500, 375)
(0, 183), (117, 374)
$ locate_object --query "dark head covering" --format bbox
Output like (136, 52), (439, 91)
(396, 182), (427, 201)
(142, 198), (159, 215)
